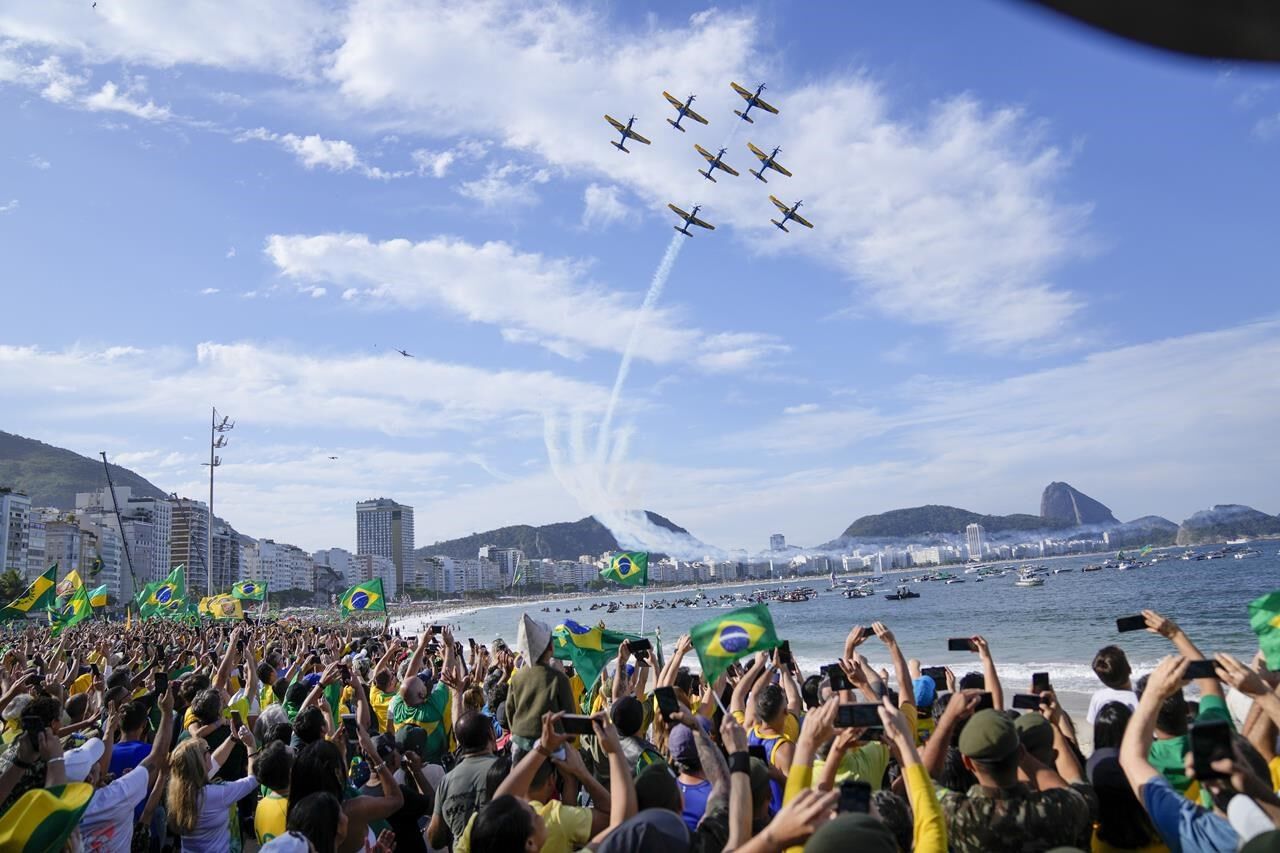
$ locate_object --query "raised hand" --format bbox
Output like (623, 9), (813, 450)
(1145, 654), (1190, 700)
(720, 713), (749, 753)
(539, 711), (569, 754)
(871, 622), (895, 646)
(759, 788), (838, 849)
(797, 696), (838, 748)
(1215, 652), (1268, 696)
(1143, 610), (1180, 640)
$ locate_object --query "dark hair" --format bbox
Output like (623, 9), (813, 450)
(1091, 756), (1156, 848)
(180, 674), (211, 705)
(531, 756), (558, 791)
(289, 741), (346, 808)
(121, 700), (150, 735)
(284, 681), (311, 708)
(27, 696), (60, 726)
(374, 669), (392, 691)
(635, 765), (681, 813)
(1092, 646), (1132, 690)
(755, 683), (786, 723)
(294, 707), (327, 745)
(66, 694), (89, 722)
(968, 748), (1020, 781)
(191, 688), (222, 725)
(268, 722), (294, 746)
(674, 668), (693, 694)
(287, 792), (342, 853)
(872, 789), (913, 852)
(1135, 674), (1188, 736)
(257, 662), (276, 684)
(801, 675), (823, 710)
(1092, 701), (1132, 750)
(958, 672), (985, 690)
(105, 686), (132, 711)
(455, 712), (495, 752)
(484, 756), (512, 800)
(611, 696), (645, 737)
(471, 795), (534, 853)
(106, 669), (132, 691)
(256, 741), (293, 792)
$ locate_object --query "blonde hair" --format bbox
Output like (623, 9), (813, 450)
(167, 738), (210, 833)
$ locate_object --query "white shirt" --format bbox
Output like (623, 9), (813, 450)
(180, 775), (260, 853)
(81, 766), (150, 853)
(1086, 686), (1138, 723)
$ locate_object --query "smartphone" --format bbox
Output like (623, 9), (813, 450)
(777, 641), (792, 666)
(748, 744), (768, 763)
(835, 703), (883, 729)
(429, 625), (444, 635)
(654, 686), (680, 722)
(1031, 672), (1050, 692)
(629, 638), (651, 660)
(560, 714), (596, 736)
(838, 780), (872, 814)
(921, 666), (947, 684)
(1183, 660), (1219, 680)
(824, 664), (852, 692)
(1190, 719), (1232, 781)
(342, 714), (358, 739)
(22, 714), (44, 749)
(467, 638), (475, 648)
(975, 692), (994, 711)
(230, 710), (243, 732)
(154, 672), (169, 695)
(947, 638), (977, 652)
(338, 664), (351, 682)
(1011, 693), (1042, 710)
(1116, 614), (1147, 633)
(689, 674), (701, 694)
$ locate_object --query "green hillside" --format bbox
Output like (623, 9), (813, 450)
(0, 430), (168, 509)
(418, 511), (689, 562)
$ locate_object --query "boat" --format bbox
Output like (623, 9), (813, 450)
(945, 578), (965, 584)
(1014, 569), (1045, 587)
(1053, 568), (1072, 574)
(885, 585), (920, 601)
(1235, 549), (1262, 559)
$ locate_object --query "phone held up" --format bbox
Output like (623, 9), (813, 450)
(947, 638), (978, 652)
(838, 780), (872, 814)
(835, 703), (882, 730)
(1115, 614), (1147, 633)
(654, 686), (679, 723)
(1190, 719), (1232, 781)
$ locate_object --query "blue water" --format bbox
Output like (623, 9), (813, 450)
(397, 548), (1280, 693)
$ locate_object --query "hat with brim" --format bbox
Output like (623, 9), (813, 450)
(958, 709), (1019, 762)
(395, 724), (428, 756)
(1013, 713), (1055, 766)
(517, 614), (552, 662)
(804, 813), (897, 853)
(0, 783), (94, 853)
(63, 736), (105, 782)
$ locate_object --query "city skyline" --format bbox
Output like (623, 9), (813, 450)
(1, 3), (1278, 555)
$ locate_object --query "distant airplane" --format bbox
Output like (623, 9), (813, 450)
(663, 91), (708, 132)
(327, 456), (339, 460)
(668, 203), (715, 237)
(730, 82), (779, 124)
(604, 115), (651, 153)
(747, 143), (792, 183)
(769, 196), (814, 232)
(395, 348), (413, 358)
(693, 144), (739, 182)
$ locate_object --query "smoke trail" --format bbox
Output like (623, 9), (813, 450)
(595, 231), (684, 462)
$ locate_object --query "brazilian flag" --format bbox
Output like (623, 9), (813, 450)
(340, 578), (386, 616)
(200, 594), (245, 620)
(0, 782), (94, 852)
(689, 603), (781, 684)
(0, 565), (58, 621)
(552, 619), (639, 691)
(231, 579), (267, 601)
(88, 585), (108, 609)
(51, 584), (92, 636)
(600, 552), (648, 587)
(140, 566), (186, 620)
(1250, 591), (1280, 669)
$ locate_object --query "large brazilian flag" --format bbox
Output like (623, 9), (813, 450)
(51, 584), (92, 637)
(689, 603), (781, 685)
(1250, 591), (1280, 669)
(552, 619), (639, 692)
(600, 552), (648, 587)
(139, 566), (186, 620)
(231, 579), (267, 601)
(340, 578), (386, 616)
(0, 565), (58, 621)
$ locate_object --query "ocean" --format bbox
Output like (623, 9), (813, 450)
(396, 547), (1280, 695)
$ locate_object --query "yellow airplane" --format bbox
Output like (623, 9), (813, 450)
(663, 91), (709, 132)
(668, 203), (715, 237)
(769, 196), (813, 233)
(747, 142), (792, 183)
(694, 144), (740, 182)
(604, 115), (651, 153)
(730, 82), (779, 123)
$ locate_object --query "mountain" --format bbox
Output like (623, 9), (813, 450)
(0, 430), (168, 509)
(1176, 505), (1280, 546)
(1107, 515), (1180, 548)
(418, 511), (690, 562)
(1040, 482), (1118, 526)
(837, 505), (1071, 540)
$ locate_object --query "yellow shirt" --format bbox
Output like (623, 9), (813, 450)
(255, 792), (289, 844)
(69, 673), (94, 697)
(370, 688), (395, 732)
(812, 741), (890, 790)
(1270, 756), (1280, 793)
(453, 801), (591, 853)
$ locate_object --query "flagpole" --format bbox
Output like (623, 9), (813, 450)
(640, 586), (647, 636)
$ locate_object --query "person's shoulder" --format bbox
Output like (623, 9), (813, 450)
(1035, 784), (1090, 816)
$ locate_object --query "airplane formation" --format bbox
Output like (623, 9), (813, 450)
(603, 81), (811, 238)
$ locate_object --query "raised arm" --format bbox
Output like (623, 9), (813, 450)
(1120, 655), (1189, 798)
(921, 689), (980, 781)
(872, 622), (912, 707)
(972, 635), (1003, 711)
(720, 713), (753, 851)
(590, 713), (636, 845)
(731, 654), (768, 716)
(1145, 610), (1223, 701)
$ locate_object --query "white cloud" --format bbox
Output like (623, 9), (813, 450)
(581, 183), (629, 229)
(457, 161), (550, 207)
(783, 403), (820, 415)
(199, 287), (220, 295)
(83, 80), (171, 120)
(0, 199), (16, 214)
(1254, 113), (1280, 140)
(411, 139), (488, 178)
(238, 127), (408, 179)
(265, 232), (785, 369)
(28, 154), (50, 169)
(225, 247), (236, 259)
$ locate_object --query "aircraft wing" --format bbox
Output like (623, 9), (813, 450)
(769, 159), (793, 177)
(663, 91), (684, 108)
(626, 129), (651, 145)
(730, 81), (753, 99)
(769, 195), (789, 212)
(686, 106), (709, 124)
(689, 214), (715, 230)
(747, 142), (768, 161)
(716, 160), (740, 177)
(755, 96), (779, 115)
(605, 115), (626, 131)
(693, 144), (716, 162)
(668, 203), (690, 219)
(791, 211), (814, 229)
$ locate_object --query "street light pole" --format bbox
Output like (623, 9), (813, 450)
(205, 407), (234, 596)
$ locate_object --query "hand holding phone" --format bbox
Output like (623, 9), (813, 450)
(777, 641), (792, 666)
(920, 666), (947, 683)
(1011, 693), (1042, 710)
(975, 692), (994, 711)
(947, 638), (978, 652)
(1116, 614), (1147, 633)
(342, 714), (358, 739)
(824, 664), (852, 692)
(1183, 660), (1218, 681)
(836, 703), (883, 729)
(230, 710), (244, 732)
(1190, 719), (1232, 780)
(560, 714), (596, 736)
(1031, 672), (1050, 692)
(838, 780), (872, 813)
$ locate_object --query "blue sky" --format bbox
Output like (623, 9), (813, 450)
(1, 1), (1278, 556)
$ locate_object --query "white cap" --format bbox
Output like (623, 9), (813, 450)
(62, 737), (105, 782)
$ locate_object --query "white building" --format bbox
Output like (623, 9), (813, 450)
(479, 546), (525, 589)
(313, 547), (361, 587)
(966, 523), (986, 561)
(26, 519), (45, 579)
(356, 498), (414, 593)
(243, 539), (315, 593)
(769, 534), (786, 551)
(355, 553), (398, 599)
(0, 489), (31, 577)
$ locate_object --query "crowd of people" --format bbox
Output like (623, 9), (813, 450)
(3, 605), (1280, 852)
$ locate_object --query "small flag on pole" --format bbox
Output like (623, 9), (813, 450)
(339, 579), (386, 616)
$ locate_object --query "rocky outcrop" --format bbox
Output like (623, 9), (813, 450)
(1040, 482), (1118, 526)
(1176, 505), (1280, 545)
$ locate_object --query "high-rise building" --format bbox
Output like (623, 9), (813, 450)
(769, 534), (786, 551)
(26, 518), (45, 579)
(356, 499), (414, 592)
(242, 539), (314, 593)
(479, 546), (525, 589)
(210, 524), (241, 593)
(42, 516), (83, 576)
(0, 488), (31, 576)
(314, 548), (361, 587)
(169, 498), (209, 591)
(965, 523), (986, 561)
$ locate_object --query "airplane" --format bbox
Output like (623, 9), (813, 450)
(693, 144), (740, 182)
(395, 348), (413, 358)
(662, 91), (709, 132)
(604, 115), (651, 153)
(730, 82), (779, 124)
(746, 142), (792, 183)
(769, 196), (814, 232)
(668, 203), (715, 237)
(327, 455), (339, 460)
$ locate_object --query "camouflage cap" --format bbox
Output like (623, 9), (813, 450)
(804, 813), (897, 853)
(1014, 712), (1054, 763)
(958, 709), (1019, 761)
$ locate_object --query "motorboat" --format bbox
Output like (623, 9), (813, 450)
(1014, 570), (1045, 587)
(1235, 549), (1262, 559)
(885, 585), (920, 601)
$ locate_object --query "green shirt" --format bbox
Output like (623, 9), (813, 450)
(389, 683), (451, 760)
(1147, 693), (1231, 792)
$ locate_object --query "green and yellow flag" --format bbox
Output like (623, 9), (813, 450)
(339, 578), (386, 616)
(0, 782), (94, 853)
(88, 585), (108, 609)
(689, 603), (781, 685)
(231, 579), (267, 601)
(552, 619), (639, 692)
(51, 584), (92, 636)
(601, 552), (648, 587)
(140, 566), (186, 620)
(1250, 591), (1280, 669)
(0, 565), (58, 621)
(56, 569), (84, 599)
(199, 594), (244, 620)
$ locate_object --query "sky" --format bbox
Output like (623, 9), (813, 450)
(1, 1), (1278, 557)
